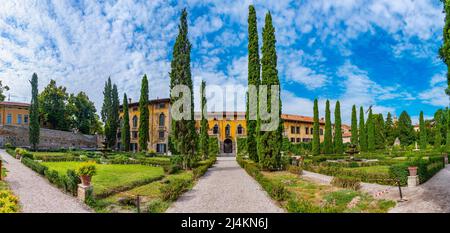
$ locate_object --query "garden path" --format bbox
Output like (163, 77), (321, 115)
(0, 149), (91, 213)
(166, 157), (284, 213)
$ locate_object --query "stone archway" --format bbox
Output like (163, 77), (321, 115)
(223, 138), (233, 153)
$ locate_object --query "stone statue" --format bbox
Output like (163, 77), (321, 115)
(393, 137), (401, 146)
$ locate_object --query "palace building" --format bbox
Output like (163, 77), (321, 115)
(0, 102), (30, 127)
(118, 98), (351, 154)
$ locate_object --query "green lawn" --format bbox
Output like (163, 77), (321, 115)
(32, 152), (71, 157)
(42, 162), (165, 195)
(343, 165), (390, 174)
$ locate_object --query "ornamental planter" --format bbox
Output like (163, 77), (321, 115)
(408, 166), (418, 176)
(80, 175), (92, 186)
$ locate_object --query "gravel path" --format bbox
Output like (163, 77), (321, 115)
(389, 165), (450, 213)
(0, 149), (91, 213)
(166, 157), (284, 213)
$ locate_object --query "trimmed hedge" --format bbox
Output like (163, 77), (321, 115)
(389, 156), (445, 186)
(21, 157), (48, 175)
(94, 175), (165, 199)
(160, 178), (192, 202)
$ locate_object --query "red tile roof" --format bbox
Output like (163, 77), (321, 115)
(0, 101), (30, 107)
(281, 114), (325, 124)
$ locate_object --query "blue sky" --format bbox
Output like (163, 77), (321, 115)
(0, 0), (447, 124)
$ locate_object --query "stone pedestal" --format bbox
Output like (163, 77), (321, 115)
(77, 184), (93, 203)
(407, 176), (419, 187)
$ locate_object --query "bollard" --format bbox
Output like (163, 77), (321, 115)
(136, 195), (141, 213)
(397, 179), (406, 202)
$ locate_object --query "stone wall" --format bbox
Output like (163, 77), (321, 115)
(0, 125), (99, 149)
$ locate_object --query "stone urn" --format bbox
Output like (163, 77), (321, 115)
(408, 166), (418, 176)
(80, 175), (92, 186)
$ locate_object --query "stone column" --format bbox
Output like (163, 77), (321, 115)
(407, 176), (419, 187)
(77, 184), (93, 203)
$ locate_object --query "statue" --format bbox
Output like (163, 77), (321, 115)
(393, 137), (401, 146)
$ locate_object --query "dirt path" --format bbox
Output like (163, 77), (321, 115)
(1, 149), (91, 213)
(166, 157), (284, 213)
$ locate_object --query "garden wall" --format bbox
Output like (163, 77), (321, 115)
(0, 125), (99, 150)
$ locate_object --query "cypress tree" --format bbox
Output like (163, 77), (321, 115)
(323, 100), (333, 154)
(334, 101), (343, 154)
(312, 98), (320, 155)
(121, 93), (131, 151)
(138, 75), (149, 152)
(258, 12), (282, 170)
(110, 84), (120, 149)
(374, 113), (385, 149)
(101, 78), (112, 148)
(29, 73), (40, 151)
(169, 9), (197, 168)
(385, 112), (396, 146)
(199, 81), (209, 160)
(398, 111), (415, 146)
(446, 109), (450, 150)
(350, 105), (358, 145)
(367, 108), (375, 151)
(246, 5), (260, 162)
(435, 112), (442, 148)
(419, 111), (427, 149)
(359, 106), (367, 151)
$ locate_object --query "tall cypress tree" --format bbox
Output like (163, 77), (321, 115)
(312, 98), (320, 155)
(435, 112), (442, 148)
(446, 109), (450, 149)
(101, 78), (112, 148)
(246, 5), (260, 162)
(110, 84), (120, 149)
(121, 93), (131, 151)
(351, 105), (358, 145)
(374, 113), (385, 149)
(258, 12), (282, 170)
(367, 108), (375, 151)
(323, 100), (333, 154)
(359, 106), (367, 151)
(169, 9), (197, 168)
(199, 81), (209, 160)
(385, 112), (396, 146)
(419, 111), (427, 149)
(138, 75), (149, 152)
(334, 101), (343, 154)
(29, 73), (40, 151)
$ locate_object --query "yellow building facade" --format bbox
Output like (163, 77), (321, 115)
(0, 102), (30, 127)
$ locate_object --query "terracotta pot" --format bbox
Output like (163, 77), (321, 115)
(80, 175), (92, 186)
(408, 166), (418, 176)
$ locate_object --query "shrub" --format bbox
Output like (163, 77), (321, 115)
(66, 169), (81, 196)
(0, 190), (20, 213)
(170, 155), (184, 167)
(287, 165), (302, 175)
(286, 198), (337, 213)
(110, 154), (131, 164)
(94, 175), (164, 199)
(193, 165), (209, 180)
(21, 157), (48, 175)
(146, 199), (169, 213)
(331, 176), (361, 190)
(14, 148), (32, 159)
(3, 143), (14, 150)
(160, 178), (192, 202)
(76, 161), (97, 177)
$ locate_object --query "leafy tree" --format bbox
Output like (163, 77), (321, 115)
(38, 80), (69, 131)
(439, 0), (450, 96)
(246, 5), (261, 162)
(398, 111), (415, 146)
(169, 9), (197, 168)
(350, 105), (358, 145)
(67, 92), (99, 134)
(323, 100), (333, 154)
(121, 93), (131, 151)
(138, 75), (149, 152)
(199, 81), (209, 160)
(374, 113), (385, 149)
(312, 98), (320, 155)
(0, 80), (9, 101)
(333, 101), (343, 154)
(419, 111), (427, 149)
(257, 12), (283, 170)
(359, 106), (367, 151)
(29, 73), (40, 151)
(367, 108), (375, 151)
(385, 112), (396, 146)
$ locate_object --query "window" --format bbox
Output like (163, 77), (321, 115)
(237, 124), (243, 134)
(296, 127), (300, 134)
(305, 127), (309, 134)
(18, 114), (22, 124)
(6, 114), (12, 124)
(159, 113), (165, 127)
(24, 115), (29, 124)
(310, 128), (313, 134)
(158, 103), (165, 109)
(213, 124), (219, 134)
(156, 144), (167, 153)
(132, 116), (138, 128)
(291, 126), (295, 134)
(303, 138), (311, 142)
(132, 131), (138, 139)
(296, 138), (301, 143)
(159, 131), (164, 139)
(225, 124), (231, 137)
(290, 137), (295, 143)
(320, 129), (324, 135)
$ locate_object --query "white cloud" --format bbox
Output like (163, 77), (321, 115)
(418, 73), (448, 107)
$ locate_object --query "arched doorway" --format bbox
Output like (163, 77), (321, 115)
(224, 138), (233, 153)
